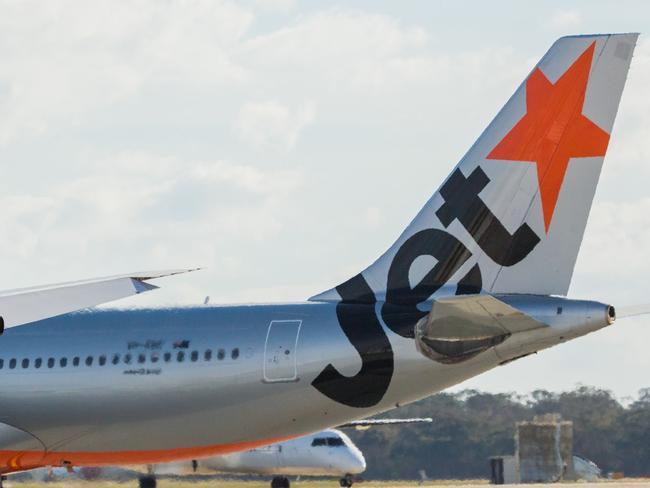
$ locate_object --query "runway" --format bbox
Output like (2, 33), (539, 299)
(9, 480), (650, 488)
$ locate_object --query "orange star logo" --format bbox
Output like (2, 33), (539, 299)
(487, 42), (610, 232)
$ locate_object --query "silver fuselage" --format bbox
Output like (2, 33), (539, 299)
(0, 296), (611, 472)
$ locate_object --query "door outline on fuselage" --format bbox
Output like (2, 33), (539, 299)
(263, 320), (302, 383)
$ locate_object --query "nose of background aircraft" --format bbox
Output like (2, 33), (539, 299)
(346, 445), (366, 474)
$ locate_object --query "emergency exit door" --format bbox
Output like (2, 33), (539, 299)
(263, 320), (301, 382)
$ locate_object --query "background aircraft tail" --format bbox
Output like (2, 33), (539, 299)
(311, 33), (637, 306)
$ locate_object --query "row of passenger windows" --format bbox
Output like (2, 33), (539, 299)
(0, 348), (240, 370)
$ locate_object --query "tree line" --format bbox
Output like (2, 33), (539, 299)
(346, 386), (650, 480)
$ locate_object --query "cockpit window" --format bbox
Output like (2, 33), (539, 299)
(312, 437), (345, 447)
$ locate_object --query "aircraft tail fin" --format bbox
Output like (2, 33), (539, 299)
(311, 34), (637, 309)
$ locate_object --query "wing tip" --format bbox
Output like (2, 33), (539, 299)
(132, 267), (203, 282)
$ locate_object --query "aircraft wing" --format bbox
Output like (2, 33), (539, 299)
(0, 269), (199, 330)
(340, 418), (433, 430)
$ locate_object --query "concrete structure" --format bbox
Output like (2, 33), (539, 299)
(490, 414), (596, 484)
(516, 414), (574, 483)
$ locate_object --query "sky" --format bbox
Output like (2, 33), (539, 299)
(0, 0), (649, 400)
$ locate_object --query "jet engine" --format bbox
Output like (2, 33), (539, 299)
(415, 294), (615, 365)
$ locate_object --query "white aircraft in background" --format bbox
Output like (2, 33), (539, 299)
(26, 430), (363, 488)
(28, 420), (433, 488)
(144, 419), (432, 488)
(0, 33), (648, 484)
(147, 429), (365, 488)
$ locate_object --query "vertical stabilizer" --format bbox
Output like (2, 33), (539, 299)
(311, 34), (637, 305)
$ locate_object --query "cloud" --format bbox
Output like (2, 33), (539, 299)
(547, 9), (582, 31)
(234, 100), (315, 150)
(0, 0), (253, 143)
(254, 0), (295, 13)
(0, 151), (302, 302)
(573, 197), (650, 303)
(241, 10), (433, 93)
(605, 38), (650, 175)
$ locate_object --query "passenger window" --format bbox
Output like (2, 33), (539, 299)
(60, 358), (67, 368)
(22, 358), (29, 369)
(85, 356), (93, 366)
(73, 356), (80, 367)
(138, 354), (146, 364)
(112, 354), (120, 365)
(99, 355), (106, 366)
(217, 349), (225, 360)
(47, 358), (55, 369)
(34, 358), (41, 369)
(164, 352), (171, 362)
(204, 349), (212, 361)
(9, 358), (16, 369)
(191, 350), (198, 362)
(177, 351), (185, 362)
(124, 354), (132, 365)
(0, 359), (3, 369)
(151, 352), (159, 363)
(231, 348), (239, 360)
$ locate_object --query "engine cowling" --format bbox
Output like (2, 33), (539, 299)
(415, 294), (614, 365)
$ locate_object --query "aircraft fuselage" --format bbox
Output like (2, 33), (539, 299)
(0, 296), (611, 472)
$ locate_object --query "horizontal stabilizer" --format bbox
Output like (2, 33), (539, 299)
(426, 294), (546, 336)
(0, 268), (200, 330)
(617, 304), (650, 319)
(339, 418), (432, 430)
(415, 294), (546, 364)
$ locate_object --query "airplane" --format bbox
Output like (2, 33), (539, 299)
(27, 419), (433, 488)
(140, 418), (432, 488)
(0, 269), (196, 331)
(147, 429), (365, 488)
(25, 429), (365, 488)
(0, 33), (645, 486)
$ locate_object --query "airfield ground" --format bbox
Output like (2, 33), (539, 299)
(7, 481), (650, 488)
